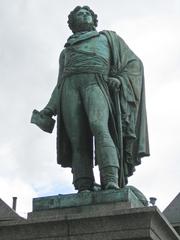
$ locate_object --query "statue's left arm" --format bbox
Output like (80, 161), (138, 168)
(114, 32), (149, 158)
(102, 30), (150, 173)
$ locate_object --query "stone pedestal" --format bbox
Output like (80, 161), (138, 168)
(0, 189), (179, 240)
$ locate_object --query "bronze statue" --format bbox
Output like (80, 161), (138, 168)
(31, 6), (150, 192)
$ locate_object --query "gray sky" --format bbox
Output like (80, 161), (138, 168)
(0, 0), (180, 217)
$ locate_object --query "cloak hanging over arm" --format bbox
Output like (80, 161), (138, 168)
(100, 30), (150, 183)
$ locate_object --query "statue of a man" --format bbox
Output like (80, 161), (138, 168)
(32, 6), (150, 192)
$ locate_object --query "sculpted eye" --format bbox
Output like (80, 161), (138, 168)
(77, 11), (91, 16)
(77, 12), (83, 16)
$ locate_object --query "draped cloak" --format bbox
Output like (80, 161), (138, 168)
(45, 30), (150, 186)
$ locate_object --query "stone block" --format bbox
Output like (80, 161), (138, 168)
(0, 191), (179, 240)
(32, 187), (145, 212)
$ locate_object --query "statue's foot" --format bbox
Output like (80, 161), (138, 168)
(104, 182), (120, 190)
(93, 182), (101, 191)
(78, 182), (101, 193)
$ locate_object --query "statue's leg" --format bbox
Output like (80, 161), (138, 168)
(61, 76), (94, 192)
(82, 82), (119, 189)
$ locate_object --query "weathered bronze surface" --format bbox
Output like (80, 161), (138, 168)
(32, 186), (148, 212)
(32, 6), (150, 192)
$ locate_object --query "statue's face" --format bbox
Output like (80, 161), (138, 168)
(75, 8), (94, 32)
(75, 8), (93, 27)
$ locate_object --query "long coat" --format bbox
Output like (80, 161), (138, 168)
(45, 30), (150, 187)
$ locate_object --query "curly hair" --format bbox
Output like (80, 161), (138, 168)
(68, 6), (98, 33)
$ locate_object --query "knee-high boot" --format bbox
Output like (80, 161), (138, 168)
(100, 166), (120, 190)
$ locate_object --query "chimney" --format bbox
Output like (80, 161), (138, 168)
(149, 197), (157, 206)
(12, 197), (17, 211)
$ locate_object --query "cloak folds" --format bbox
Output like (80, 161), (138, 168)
(45, 30), (150, 187)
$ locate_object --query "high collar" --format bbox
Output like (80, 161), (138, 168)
(64, 31), (99, 47)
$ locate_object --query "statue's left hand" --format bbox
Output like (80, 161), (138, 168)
(108, 77), (121, 90)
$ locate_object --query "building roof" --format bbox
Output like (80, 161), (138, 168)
(163, 193), (180, 225)
(0, 198), (22, 221)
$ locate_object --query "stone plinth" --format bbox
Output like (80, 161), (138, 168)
(31, 187), (146, 213)
(0, 189), (179, 240)
(0, 207), (179, 240)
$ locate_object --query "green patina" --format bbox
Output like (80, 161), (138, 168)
(33, 187), (148, 212)
(31, 6), (150, 193)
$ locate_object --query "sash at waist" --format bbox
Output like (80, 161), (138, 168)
(63, 66), (109, 77)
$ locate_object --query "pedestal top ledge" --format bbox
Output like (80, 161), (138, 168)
(32, 186), (148, 212)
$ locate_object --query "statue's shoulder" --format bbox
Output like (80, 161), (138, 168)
(100, 30), (122, 42)
(60, 49), (66, 57)
(58, 49), (66, 64)
(100, 30), (117, 36)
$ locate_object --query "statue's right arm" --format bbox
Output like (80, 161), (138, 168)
(42, 50), (65, 117)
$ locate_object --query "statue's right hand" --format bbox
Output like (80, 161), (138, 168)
(40, 108), (54, 118)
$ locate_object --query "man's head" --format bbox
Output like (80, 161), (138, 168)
(68, 6), (98, 33)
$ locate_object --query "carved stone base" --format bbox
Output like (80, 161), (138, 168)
(0, 189), (179, 240)
(31, 187), (147, 213)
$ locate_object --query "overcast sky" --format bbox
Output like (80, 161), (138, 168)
(0, 0), (180, 218)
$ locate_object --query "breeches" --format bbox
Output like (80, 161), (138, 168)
(61, 73), (119, 184)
